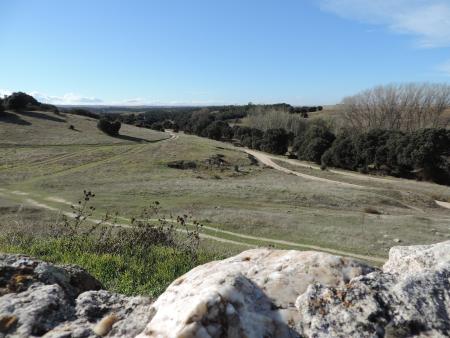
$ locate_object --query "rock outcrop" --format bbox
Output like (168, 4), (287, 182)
(2, 241), (450, 337)
(136, 249), (374, 338)
(0, 254), (152, 338)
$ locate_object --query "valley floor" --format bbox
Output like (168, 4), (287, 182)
(1, 110), (450, 263)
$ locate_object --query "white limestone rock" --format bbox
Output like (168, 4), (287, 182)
(136, 248), (374, 338)
(4, 241), (450, 338)
(296, 241), (450, 337)
(0, 254), (152, 338)
(383, 240), (450, 275)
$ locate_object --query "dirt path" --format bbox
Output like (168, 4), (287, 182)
(244, 149), (450, 212)
(245, 149), (427, 212)
(4, 190), (385, 263)
(436, 200), (450, 209)
(245, 149), (364, 189)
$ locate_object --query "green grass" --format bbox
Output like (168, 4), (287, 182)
(0, 234), (219, 298)
(1, 110), (450, 261)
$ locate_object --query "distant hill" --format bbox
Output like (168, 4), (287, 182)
(0, 109), (168, 146)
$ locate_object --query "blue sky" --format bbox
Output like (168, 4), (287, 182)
(1, 0), (450, 105)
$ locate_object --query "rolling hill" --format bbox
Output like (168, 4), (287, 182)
(1, 109), (449, 262)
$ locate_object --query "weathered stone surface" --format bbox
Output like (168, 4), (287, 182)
(0, 254), (152, 338)
(296, 241), (450, 338)
(0, 283), (72, 337)
(383, 240), (450, 276)
(0, 253), (103, 298)
(44, 291), (153, 338)
(3, 241), (450, 338)
(136, 249), (375, 338)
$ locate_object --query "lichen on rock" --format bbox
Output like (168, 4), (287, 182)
(2, 241), (450, 337)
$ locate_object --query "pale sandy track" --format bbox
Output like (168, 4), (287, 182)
(244, 149), (450, 212)
(436, 200), (450, 210)
(245, 149), (364, 188)
(11, 193), (384, 263)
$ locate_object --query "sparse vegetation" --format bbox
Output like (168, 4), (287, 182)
(0, 91), (449, 263)
(0, 191), (217, 297)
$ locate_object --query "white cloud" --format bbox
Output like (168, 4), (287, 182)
(0, 89), (12, 97)
(0, 89), (103, 104)
(30, 92), (104, 105)
(0, 89), (224, 106)
(319, 0), (450, 48)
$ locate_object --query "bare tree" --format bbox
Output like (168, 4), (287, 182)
(244, 106), (309, 137)
(341, 83), (450, 132)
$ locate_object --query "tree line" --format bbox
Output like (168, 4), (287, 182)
(2, 87), (448, 184)
(108, 84), (448, 185)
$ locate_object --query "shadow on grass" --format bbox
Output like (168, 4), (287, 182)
(113, 133), (172, 143)
(114, 133), (153, 143)
(0, 111), (32, 125)
(18, 111), (66, 123)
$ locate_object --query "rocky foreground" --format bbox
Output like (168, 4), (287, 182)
(1, 241), (450, 338)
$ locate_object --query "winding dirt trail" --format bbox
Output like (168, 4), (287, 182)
(245, 149), (364, 189)
(1, 189), (385, 263)
(244, 149), (450, 211)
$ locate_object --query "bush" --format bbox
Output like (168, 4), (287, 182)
(204, 121), (232, 140)
(295, 123), (335, 164)
(321, 133), (358, 170)
(4, 92), (39, 111)
(167, 160), (197, 170)
(321, 128), (450, 184)
(150, 122), (164, 132)
(402, 129), (450, 182)
(0, 191), (216, 297)
(97, 118), (121, 136)
(261, 128), (289, 155)
(162, 120), (174, 129)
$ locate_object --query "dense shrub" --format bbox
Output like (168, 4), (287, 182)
(295, 123), (335, 163)
(162, 120), (174, 129)
(204, 121), (232, 140)
(97, 118), (121, 136)
(150, 122), (164, 132)
(402, 129), (450, 182)
(4, 92), (39, 110)
(322, 134), (358, 170)
(261, 129), (289, 155)
(321, 128), (450, 184)
(1, 92), (59, 112)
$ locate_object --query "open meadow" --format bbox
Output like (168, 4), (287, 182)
(1, 109), (449, 266)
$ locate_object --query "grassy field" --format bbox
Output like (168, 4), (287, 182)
(1, 110), (450, 264)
